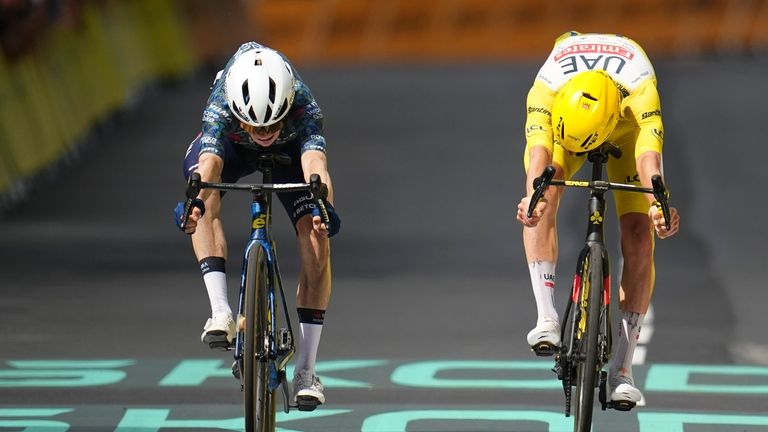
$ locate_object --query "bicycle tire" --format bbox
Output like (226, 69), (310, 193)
(243, 246), (277, 432)
(573, 243), (604, 432)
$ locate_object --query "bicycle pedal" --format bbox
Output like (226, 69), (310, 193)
(203, 331), (233, 351)
(531, 342), (558, 357)
(205, 340), (233, 351)
(296, 396), (321, 412)
(607, 400), (636, 412)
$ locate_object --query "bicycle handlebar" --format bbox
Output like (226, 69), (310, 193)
(180, 172), (332, 228)
(526, 166), (672, 230)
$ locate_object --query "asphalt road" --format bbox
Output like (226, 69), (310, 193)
(1, 57), (767, 431)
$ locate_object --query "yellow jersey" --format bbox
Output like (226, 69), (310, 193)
(525, 33), (664, 158)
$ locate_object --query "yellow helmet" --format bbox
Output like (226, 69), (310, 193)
(552, 70), (620, 153)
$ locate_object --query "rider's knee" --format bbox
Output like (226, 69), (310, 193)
(296, 215), (329, 252)
(619, 213), (653, 257)
(202, 192), (223, 217)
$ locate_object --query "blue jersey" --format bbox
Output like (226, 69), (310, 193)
(198, 42), (326, 158)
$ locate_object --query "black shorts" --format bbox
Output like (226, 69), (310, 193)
(182, 133), (315, 226)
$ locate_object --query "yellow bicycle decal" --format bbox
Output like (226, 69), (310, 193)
(252, 215), (266, 229)
(578, 255), (590, 338)
(590, 211), (603, 225)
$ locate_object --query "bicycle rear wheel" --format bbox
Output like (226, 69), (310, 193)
(243, 246), (276, 432)
(573, 243), (604, 432)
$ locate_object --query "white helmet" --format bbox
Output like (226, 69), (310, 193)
(224, 48), (295, 127)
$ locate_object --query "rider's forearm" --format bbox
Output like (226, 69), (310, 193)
(191, 152), (227, 258)
(526, 145), (552, 196)
(196, 152), (224, 201)
(301, 150), (333, 203)
(636, 150), (662, 204)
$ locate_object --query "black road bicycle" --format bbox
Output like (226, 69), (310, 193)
(181, 153), (331, 432)
(527, 143), (671, 432)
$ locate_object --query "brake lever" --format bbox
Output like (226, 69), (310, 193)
(527, 165), (556, 218)
(309, 174), (331, 226)
(651, 175), (671, 231)
(180, 172), (202, 230)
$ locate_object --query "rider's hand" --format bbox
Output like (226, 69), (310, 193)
(517, 196), (547, 227)
(311, 201), (341, 237)
(173, 198), (206, 235)
(648, 204), (680, 239)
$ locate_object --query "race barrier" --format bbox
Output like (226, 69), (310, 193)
(0, 0), (197, 203)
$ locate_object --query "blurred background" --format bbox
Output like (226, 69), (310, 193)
(1, 0), (766, 204)
(2, 0), (768, 357)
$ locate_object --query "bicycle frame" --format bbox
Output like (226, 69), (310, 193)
(232, 172), (296, 407)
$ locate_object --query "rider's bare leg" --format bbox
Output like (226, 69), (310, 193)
(610, 212), (654, 403)
(293, 214), (331, 373)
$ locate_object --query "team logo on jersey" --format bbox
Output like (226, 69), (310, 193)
(527, 107), (552, 116)
(554, 44), (635, 62)
(642, 109), (661, 119)
(526, 124), (546, 136)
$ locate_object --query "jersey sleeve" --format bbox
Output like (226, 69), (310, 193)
(199, 103), (229, 158)
(196, 67), (232, 158)
(293, 80), (327, 154)
(623, 78), (664, 157)
(525, 79), (557, 153)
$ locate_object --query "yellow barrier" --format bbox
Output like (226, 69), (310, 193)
(0, 0), (198, 200)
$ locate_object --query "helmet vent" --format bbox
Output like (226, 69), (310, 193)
(241, 81), (250, 105)
(582, 92), (598, 101)
(580, 134), (594, 149)
(254, 59), (262, 66)
(249, 107), (257, 121)
(273, 100), (288, 121)
(268, 78), (276, 103)
(264, 106), (272, 122)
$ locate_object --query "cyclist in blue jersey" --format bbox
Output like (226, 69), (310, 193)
(174, 42), (341, 409)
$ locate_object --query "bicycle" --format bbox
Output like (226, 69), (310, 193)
(180, 153), (331, 432)
(526, 142), (672, 432)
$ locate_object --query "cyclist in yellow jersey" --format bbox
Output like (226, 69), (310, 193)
(516, 32), (680, 406)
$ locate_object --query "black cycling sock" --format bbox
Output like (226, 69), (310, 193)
(297, 308), (325, 325)
(199, 256), (226, 276)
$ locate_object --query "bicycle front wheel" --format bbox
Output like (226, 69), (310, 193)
(573, 243), (605, 432)
(243, 246), (276, 432)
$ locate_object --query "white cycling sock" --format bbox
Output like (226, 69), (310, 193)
(610, 310), (645, 383)
(294, 323), (323, 374)
(529, 260), (558, 324)
(203, 271), (232, 318)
